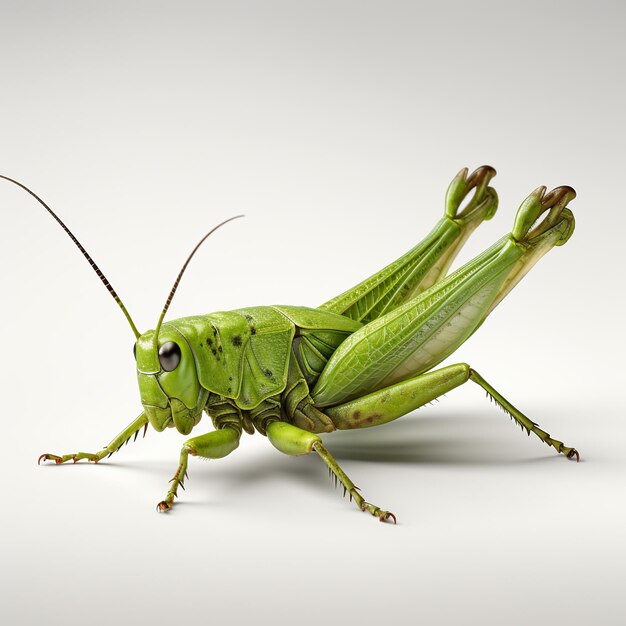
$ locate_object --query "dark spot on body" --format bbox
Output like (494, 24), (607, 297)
(353, 411), (361, 421)
(206, 337), (213, 346)
(228, 387), (232, 393)
(229, 376), (233, 382)
(244, 314), (253, 322)
(365, 413), (382, 424)
(263, 369), (273, 378)
(250, 327), (257, 335)
(218, 345), (223, 353)
(211, 349), (217, 356)
(232, 335), (242, 347)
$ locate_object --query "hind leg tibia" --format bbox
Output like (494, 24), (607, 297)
(468, 369), (579, 460)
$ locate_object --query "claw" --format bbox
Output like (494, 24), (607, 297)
(379, 511), (397, 524)
(37, 453), (63, 465)
(157, 500), (172, 513)
(567, 449), (580, 462)
(360, 501), (397, 524)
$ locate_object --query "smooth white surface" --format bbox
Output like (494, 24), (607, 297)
(1, 2), (625, 625)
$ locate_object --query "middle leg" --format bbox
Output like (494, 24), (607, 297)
(265, 421), (397, 523)
(157, 426), (241, 512)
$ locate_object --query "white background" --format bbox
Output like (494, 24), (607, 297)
(1, 2), (625, 625)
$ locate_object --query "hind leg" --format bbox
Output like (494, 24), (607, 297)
(269, 363), (578, 522)
(323, 363), (579, 460)
(467, 369), (579, 460)
(320, 166), (498, 323)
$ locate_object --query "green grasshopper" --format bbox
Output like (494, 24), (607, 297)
(2, 166), (578, 523)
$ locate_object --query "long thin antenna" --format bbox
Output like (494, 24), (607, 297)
(0, 174), (141, 339)
(153, 215), (244, 347)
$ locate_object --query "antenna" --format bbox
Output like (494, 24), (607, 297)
(153, 215), (244, 348)
(1, 174), (141, 338)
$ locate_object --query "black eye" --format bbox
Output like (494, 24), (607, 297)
(159, 341), (181, 372)
(133, 343), (137, 360)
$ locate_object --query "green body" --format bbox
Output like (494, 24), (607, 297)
(135, 206), (572, 441)
(18, 165), (579, 522)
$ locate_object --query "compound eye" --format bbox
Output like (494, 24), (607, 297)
(159, 341), (181, 372)
(133, 342), (137, 360)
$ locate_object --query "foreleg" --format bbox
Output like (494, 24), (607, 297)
(38, 412), (149, 464)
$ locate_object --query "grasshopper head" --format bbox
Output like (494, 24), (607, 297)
(134, 325), (206, 435)
(132, 216), (244, 436)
